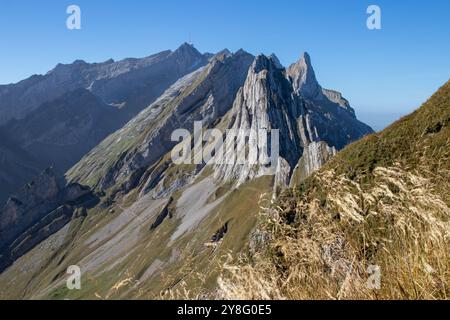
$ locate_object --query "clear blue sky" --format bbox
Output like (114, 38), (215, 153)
(1, 0), (449, 129)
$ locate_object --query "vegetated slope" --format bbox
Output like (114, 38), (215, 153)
(219, 80), (450, 300)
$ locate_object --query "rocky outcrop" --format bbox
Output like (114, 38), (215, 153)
(290, 141), (337, 185)
(287, 52), (359, 119)
(287, 52), (322, 100)
(273, 158), (292, 197)
(150, 197), (174, 230)
(0, 168), (97, 272)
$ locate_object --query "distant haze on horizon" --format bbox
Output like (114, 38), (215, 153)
(1, 0), (449, 130)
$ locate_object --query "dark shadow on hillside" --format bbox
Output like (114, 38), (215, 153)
(0, 167), (99, 273)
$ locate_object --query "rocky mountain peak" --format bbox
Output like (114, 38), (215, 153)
(216, 51), (373, 186)
(204, 49), (232, 61)
(172, 42), (203, 59)
(301, 51), (312, 65)
(73, 59), (88, 65)
(215, 53), (302, 184)
(287, 52), (322, 99)
(235, 48), (247, 55)
(252, 54), (274, 73)
(169, 43), (208, 73)
(269, 54), (284, 69)
(219, 48), (232, 55)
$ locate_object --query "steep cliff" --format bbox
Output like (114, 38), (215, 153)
(215, 53), (372, 186)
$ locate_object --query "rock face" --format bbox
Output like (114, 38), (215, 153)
(215, 53), (373, 187)
(287, 52), (322, 99)
(215, 55), (303, 184)
(0, 168), (97, 272)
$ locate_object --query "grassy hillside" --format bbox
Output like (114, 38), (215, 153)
(0, 170), (273, 300)
(219, 80), (450, 300)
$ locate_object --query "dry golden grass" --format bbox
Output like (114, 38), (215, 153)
(218, 165), (449, 300)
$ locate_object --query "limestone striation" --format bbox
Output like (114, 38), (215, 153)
(215, 53), (373, 187)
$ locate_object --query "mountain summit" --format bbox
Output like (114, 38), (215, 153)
(217, 53), (373, 186)
(287, 52), (322, 99)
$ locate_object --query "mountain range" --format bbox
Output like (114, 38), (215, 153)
(0, 43), (209, 204)
(0, 43), (382, 299)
